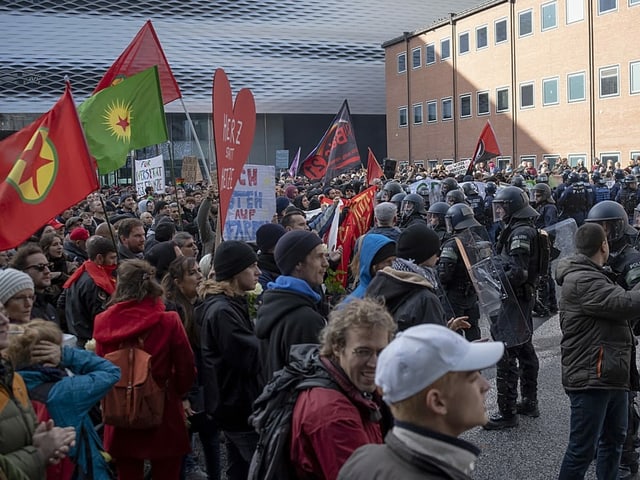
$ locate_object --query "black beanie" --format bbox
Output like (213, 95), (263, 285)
(256, 223), (286, 253)
(397, 224), (441, 265)
(214, 240), (258, 281)
(371, 241), (397, 268)
(274, 230), (323, 276)
(146, 241), (178, 281)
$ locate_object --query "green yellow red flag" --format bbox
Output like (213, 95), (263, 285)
(78, 65), (168, 174)
(0, 83), (99, 249)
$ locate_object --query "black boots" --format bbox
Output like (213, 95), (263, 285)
(516, 398), (540, 417)
(483, 412), (519, 430)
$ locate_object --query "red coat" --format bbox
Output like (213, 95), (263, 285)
(290, 358), (385, 480)
(94, 297), (196, 460)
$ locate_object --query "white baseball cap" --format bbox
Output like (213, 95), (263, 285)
(376, 324), (504, 404)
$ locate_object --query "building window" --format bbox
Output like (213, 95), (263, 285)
(632, 0), (640, 6)
(412, 48), (422, 69)
(599, 153), (619, 166)
(397, 53), (406, 73)
(399, 107), (408, 128)
(598, 0), (617, 14)
(477, 91), (490, 115)
(495, 18), (508, 43)
(543, 154), (560, 169)
(497, 87), (510, 112)
(459, 32), (470, 54)
(568, 153), (588, 167)
(568, 72), (586, 102)
(441, 38), (451, 60)
(542, 1), (557, 30)
(425, 44), (435, 65)
(632, 151), (640, 162)
(428, 160), (439, 169)
(442, 98), (453, 120)
(497, 156), (512, 171)
(460, 94), (472, 117)
(566, 0), (584, 23)
(519, 10), (533, 37)
(413, 104), (423, 125)
(631, 61), (640, 94)
(600, 66), (619, 97)
(520, 155), (537, 167)
(427, 101), (437, 123)
(476, 26), (488, 49)
(543, 77), (559, 105)
(520, 82), (534, 109)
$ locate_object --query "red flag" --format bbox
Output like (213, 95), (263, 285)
(0, 84), (99, 249)
(466, 121), (501, 175)
(94, 20), (181, 104)
(366, 147), (383, 185)
(300, 100), (361, 183)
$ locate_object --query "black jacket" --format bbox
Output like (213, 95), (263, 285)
(365, 267), (447, 331)
(257, 252), (280, 292)
(255, 285), (326, 385)
(196, 287), (262, 431)
(63, 240), (88, 263)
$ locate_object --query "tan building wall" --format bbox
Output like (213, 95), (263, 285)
(385, 0), (640, 170)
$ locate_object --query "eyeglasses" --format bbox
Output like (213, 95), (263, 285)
(25, 263), (53, 272)
(352, 347), (384, 361)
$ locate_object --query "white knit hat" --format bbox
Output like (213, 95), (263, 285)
(0, 268), (35, 305)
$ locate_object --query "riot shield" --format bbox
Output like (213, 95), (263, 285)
(542, 218), (578, 274)
(454, 227), (531, 347)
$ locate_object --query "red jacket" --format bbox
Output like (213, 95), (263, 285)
(94, 297), (196, 460)
(290, 358), (385, 480)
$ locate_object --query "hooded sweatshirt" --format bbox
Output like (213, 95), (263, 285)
(344, 234), (395, 302)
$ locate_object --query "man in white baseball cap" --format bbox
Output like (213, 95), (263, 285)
(338, 323), (504, 479)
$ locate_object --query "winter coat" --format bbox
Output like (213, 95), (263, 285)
(195, 283), (262, 431)
(62, 240), (88, 264)
(556, 254), (640, 391)
(344, 234), (395, 302)
(365, 267), (447, 331)
(19, 347), (120, 479)
(367, 226), (402, 242)
(93, 296), (196, 459)
(257, 252), (280, 293)
(255, 276), (327, 384)
(291, 356), (388, 480)
(338, 424), (479, 480)
(0, 359), (42, 480)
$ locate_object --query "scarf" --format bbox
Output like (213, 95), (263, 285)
(63, 261), (116, 295)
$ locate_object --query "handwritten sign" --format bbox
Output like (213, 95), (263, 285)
(223, 165), (276, 242)
(135, 154), (165, 195)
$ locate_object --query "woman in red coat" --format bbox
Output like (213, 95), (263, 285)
(94, 259), (196, 480)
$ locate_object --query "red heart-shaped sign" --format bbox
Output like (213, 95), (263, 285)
(212, 68), (256, 231)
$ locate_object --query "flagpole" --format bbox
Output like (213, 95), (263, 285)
(179, 98), (212, 184)
(166, 141), (185, 229)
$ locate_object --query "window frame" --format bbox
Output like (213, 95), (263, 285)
(631, 61), (640, 95)
(440, 37), (451, 60)
(398, 106), (408, 128)
(496, 86), (510, 113)
(460, 94), (472, 118)
(568, 153), (588, 167)
(520, 81), (535, 109)
(458, 31), (470, 55)
(477, 91), (490, 116)
(598, 0), (617, 14)
(541, 1), (558, 31)
(425, 43), (436, 65)
(411, 47), (422, 69)
(631, 0), (640, 6)
(476, 25), (488, 50)
(441, 97), (453, 121)
(519, 9), (534, 37)
(567, 71), (586, 102)
(520, 155), (537, 168)
(427, 100), (438, 123)
(497, 156), (512, 171)
(566, 0), (585, 23)
(543, 154), (560, 170)
(495, 18), (508, 44)
(412, 103), (424, 125)
(599, 65), (620, 98)
(542, 76), (560, 106)
(397, 52), (406, 74)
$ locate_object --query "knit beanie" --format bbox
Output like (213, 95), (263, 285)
(256, 223), (286, 253)
(146, 241), (178, 281)
(274, 230), (323, 276)
(397, 223), (441, 265)
(0, 268), (35, 305)
(276, 196), (291, 216)
(371, 241), (397, 267)
(70, 227), (90, 241)
(214, 241), (258, 281)
(155, 221), (176, 242)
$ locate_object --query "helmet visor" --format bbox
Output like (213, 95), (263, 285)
(492, 201), (507, 222)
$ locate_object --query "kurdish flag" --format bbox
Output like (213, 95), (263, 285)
(78, 66), (168, 174)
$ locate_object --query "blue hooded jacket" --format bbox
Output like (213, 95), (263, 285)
(344, 234), (395, 302)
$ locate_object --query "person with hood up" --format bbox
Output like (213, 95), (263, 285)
(93, 259), (196, 480)
(343, 234), (396, 303)
(255, 223), (286, 292)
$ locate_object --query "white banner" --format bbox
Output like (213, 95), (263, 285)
(135, 154), (165, 196)
(223, 165), (276, 242)
(445, 159), (471, 176)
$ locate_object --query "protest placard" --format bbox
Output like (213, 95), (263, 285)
(135, 154), (165, 195)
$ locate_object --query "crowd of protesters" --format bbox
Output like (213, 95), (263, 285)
(2, 152), (640, 480)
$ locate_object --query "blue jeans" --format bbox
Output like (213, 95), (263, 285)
(558, 389), (629, 480)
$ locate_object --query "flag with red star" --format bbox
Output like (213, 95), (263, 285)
(0, 83), (99, 249)
(78, 66), (168, 174)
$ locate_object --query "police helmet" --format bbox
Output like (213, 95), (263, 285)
(579, 172), (589, 183)
(531, 183), (553, 203)
(401, 193), (427, 218)
(614, 169), (626, 181)
(567, 172), (580, 184)
(426, 201), (450, 225)
(446, 189), (466, 206)
(445, 203), (480, 233)
(624, 175), (637, 185)
(485, 181), (497, 195)
(585, 200), (628, 243)
(381, 181), (403, 201)
(536, 174), (549, 184)
(492, 186), (539, 221)
(462, 182), (479, 196)
(440, 177), (459, 195)
(390, 192), (406, 212)
(510, 174), (525, 188)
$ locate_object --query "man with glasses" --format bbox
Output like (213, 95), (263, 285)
(10, 244), (57, 324)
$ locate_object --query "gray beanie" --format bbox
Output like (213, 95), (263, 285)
(0, 268), (34, 305)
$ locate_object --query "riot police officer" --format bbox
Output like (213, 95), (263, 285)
(439, 177), (459, 202)
(531, 183), (558, 317)
(445, 189), (466, 207)
(610, 168), (626, 201)
(592, 172), (611, 204)
(484, 186), (542, 430)
(484, 181), (499, 243)
(389, 192), (406, 216)
(438, 204), (483, 341)
(426, 201), (450, 242)
(585, 200), (640, 478)
(399, 193), (428, 229)
(616, 175), (638, 221)
(558, 172), (590, 225)
(380, 181), (403, 202)
(463, 182), (486, 226)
